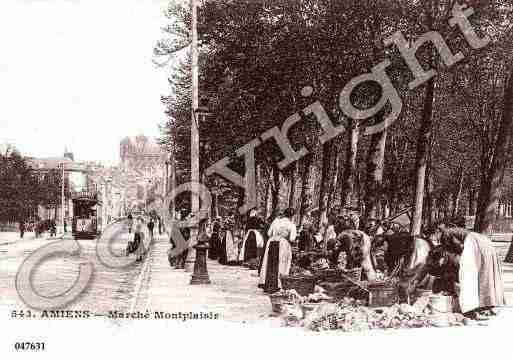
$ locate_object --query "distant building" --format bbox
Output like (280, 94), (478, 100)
(25, 149), (104, 228)
(64, 147), (74, 161)
(119, 135), (166, 211)
(120, 135), (165, 177)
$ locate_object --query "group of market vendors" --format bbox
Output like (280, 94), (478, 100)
(224, 206), (505, 321)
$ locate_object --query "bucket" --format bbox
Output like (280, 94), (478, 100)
(429, 295), (453, 313)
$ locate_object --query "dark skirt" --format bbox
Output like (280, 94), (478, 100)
(208, 233), (220, 260)
(218, 232), (228, 265)
(263, 241), (280, 293)
(243, 231), (258, 262)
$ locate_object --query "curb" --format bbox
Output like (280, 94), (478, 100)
(128, 230), (159, 313)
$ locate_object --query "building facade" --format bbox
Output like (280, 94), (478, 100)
(119, 135), (166, 211)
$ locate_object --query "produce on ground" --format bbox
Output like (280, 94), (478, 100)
(279, 296), (466, 331)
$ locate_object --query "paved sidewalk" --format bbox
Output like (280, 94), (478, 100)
(132, 237), (513, 325)
(133, 233), (277, 325)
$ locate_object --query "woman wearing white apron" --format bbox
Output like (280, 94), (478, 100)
(223, 217), (241, 265)
(259, 208), (297, 293)
(440, 227), (505, 319)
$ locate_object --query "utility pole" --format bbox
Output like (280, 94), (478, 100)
(185, 0), (200, 273)
(61, 163), (65, 235)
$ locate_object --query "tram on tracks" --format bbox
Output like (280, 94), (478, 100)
(72, 190), (102, 239)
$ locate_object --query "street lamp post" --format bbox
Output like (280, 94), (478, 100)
(190, 105), (212, 285)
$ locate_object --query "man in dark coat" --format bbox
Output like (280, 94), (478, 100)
(19, 221), (25, 238)
(147, 218), (155, 239)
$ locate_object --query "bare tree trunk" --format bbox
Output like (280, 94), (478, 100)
(341, 118), (359, 207)
(316, 141), (333, 229)
(476, 66), (513, 234)
(288, 163), (297, 210)
(425, 155), (435, 229)
(452, 165), (465, 217)
(264, 178), (271, 219)
(468, 186), (474, 216)
(299, 153), (314, 226)
(327, 140), (341, 212)
(412, 77), (435, 235)
(364, 115), (387, 220)
(271, 164), (281, 217)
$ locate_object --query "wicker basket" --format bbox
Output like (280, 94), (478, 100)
(269, 292), (296, 314)
(280, 274), (316, 296)
(340, 267), (363, 283)
(368, 281), (398, 307)
(320, 280), (369, 301)
(313, 267), (362, 283)
(311, 268), (334, 282)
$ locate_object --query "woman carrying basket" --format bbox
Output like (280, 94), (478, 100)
(259, 208), (297, 293)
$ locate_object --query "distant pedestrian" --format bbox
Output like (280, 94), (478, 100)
(127, 213), (133, 234)
(158, 216), (163, 235)
(134, 223), (146, 262)
(19, 221), (25, 239)
(34, 222), (40, 238)
(50, 220), (57, 237)
(147, 218), (155, 239)
(63, 219), (67, 233)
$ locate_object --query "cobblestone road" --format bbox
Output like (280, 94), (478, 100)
(0, 221), (151, 315)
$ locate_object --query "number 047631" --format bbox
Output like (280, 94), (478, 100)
(14, 342), (45, 351)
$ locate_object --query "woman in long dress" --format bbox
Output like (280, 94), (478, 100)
(218, 217), (240, 265)
(208, 217), (221, 260)
(134, 222), (146, 262)
(239, 209), (265, 265)
(258, 208), (297, 293)
(440, 227), (505, 318)
(225, 228), (241, 265)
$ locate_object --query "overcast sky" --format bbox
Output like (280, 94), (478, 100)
(0, 0), (172, 165)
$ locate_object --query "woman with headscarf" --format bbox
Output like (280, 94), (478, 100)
(258, 208), (297, 293)
(437, 226), (505, 319)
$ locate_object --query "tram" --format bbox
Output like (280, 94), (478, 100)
(72, 191), (102, 239)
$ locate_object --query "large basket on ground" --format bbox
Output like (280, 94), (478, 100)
(367, 281), (398, 307)
(312, 267), (362, 284)
(320, 281), (369, 301)
(280, 274), (316, 296)
(269, 292), (297, 314)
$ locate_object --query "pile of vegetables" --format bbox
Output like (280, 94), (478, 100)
(280, 297), (466, 331)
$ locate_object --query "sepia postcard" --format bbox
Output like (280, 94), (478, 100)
(1, 0), (513, 357)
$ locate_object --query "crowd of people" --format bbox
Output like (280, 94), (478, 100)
(165, 205), (505, 322)
(18, 218), (58, 238)
(122, 202), (505, 322)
